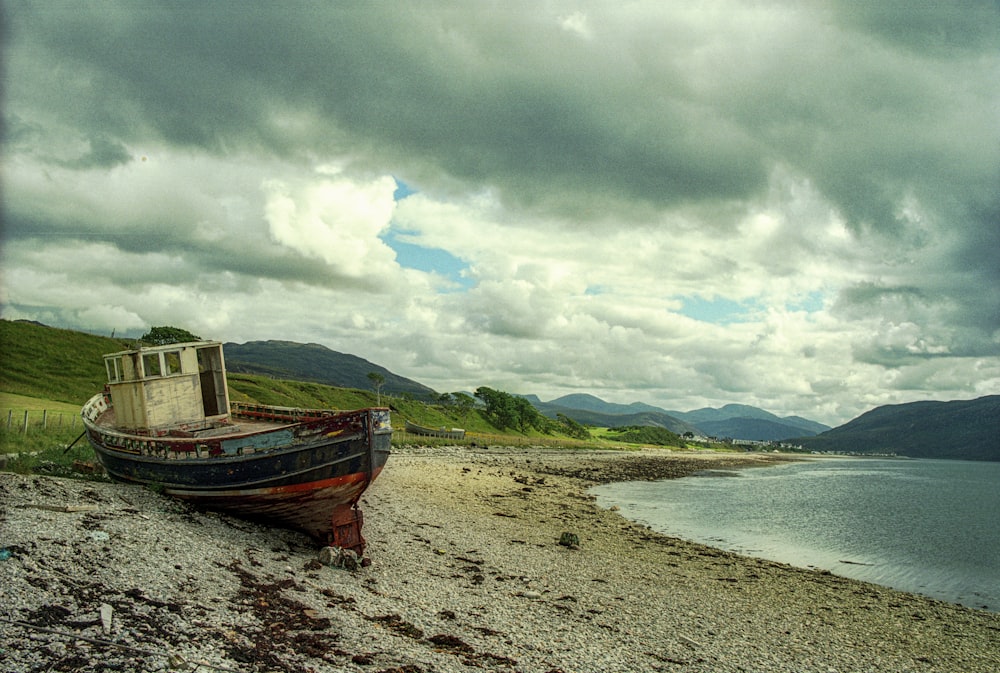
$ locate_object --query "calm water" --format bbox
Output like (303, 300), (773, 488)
(593, 457), (1000, 611)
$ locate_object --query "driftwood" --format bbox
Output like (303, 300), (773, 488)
(26, 504), (100, 513)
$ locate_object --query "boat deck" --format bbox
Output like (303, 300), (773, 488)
(93, 407), (287, 438)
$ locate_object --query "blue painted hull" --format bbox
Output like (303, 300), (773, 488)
(83, 394), (391, 542)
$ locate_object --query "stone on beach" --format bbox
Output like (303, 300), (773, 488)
(1, 445), (998, 672)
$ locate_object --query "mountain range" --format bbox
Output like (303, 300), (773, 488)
(221, 342), (828, 440)
(221, 339), (997, 461)
(795, 395), (999, 461)
(223, 340), (436, 398)
(521, 394), (704, 436)
(3, 322), (993, 461)
(527, 394), (829, 441)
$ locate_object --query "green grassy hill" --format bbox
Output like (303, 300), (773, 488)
(0, 320), (131, 404)
(0, 320), (572, 443)
(795, 396), (1000, 461)
(224, 340), (438, 399)
(0, 320), (733, 474)
(225, 372), (501, 436)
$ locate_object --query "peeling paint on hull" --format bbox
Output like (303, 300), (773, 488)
(84, 393), (391, 543)
(165, 464), (387, 540)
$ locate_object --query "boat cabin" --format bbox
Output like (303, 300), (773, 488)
(103, 341), (230, 432)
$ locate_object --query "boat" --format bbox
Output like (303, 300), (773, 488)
(81, 340), (390, 554)
(404, 420), (465, 440)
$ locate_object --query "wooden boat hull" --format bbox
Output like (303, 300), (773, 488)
(404, 420), (466, 440)
(83, 394), (390, 544)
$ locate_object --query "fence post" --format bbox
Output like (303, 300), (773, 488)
(42, 409), (48, 430)
(22, 410), (29, 433)
(6, 409), (11, 429)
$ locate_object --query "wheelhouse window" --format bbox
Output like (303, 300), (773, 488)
(105, 346), (197, 383)
(165, 350), (182, 375)
(143, 353), (162, 377)
(105, 356), (123, 383)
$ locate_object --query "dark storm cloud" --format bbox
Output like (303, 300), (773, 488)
(65, 135), (133, 169)
(3, 2), (772, 215)
(2, 1), (998, 411)
(6, 0), (992, 259)
(831, 1), (1000, 56)
(5, 3), (992, 225)
(3, 207), (378, 292)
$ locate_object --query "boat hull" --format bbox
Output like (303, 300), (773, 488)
(404, 420), (466, 440)
(83, 394), (390, 543)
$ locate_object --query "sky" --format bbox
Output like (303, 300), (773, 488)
(2, 2), (998, 426)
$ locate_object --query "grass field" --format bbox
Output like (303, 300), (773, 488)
(1, 392), (82, 430)
(0, 320), (735, 475)
(0, 393), (85, 460)
(1, 392), (83, 413)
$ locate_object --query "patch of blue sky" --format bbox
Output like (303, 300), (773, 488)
(785, 290), (825, 313)
(393, 178), (416, 200)
(382, 230), (474, 291)
(679, 296), (761, 324)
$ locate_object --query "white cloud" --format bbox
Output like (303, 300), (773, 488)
(559, 12), (593, 39)
(263, 172), (399, 278)
(2, 2), (997, 427)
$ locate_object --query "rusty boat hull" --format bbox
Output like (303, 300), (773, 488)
(83, 393), (390, 546)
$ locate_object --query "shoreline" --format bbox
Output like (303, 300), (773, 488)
(2, 445), (998, 672)
(587, 450), (999, 614)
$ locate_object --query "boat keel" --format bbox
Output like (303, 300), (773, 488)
(329, 503), (366, 557)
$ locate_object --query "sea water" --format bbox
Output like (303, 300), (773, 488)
(592, 457), (1000, 611)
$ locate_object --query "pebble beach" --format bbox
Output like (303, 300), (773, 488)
(2, 445), (998, 672)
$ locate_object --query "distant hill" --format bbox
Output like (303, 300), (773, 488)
(545, 406), (702, 436)
(536, 395), (829, 440)
(781, 416), (831, 434)
(0, 319), (128, 404)
(10, 321), (992, 460)
(695, 418), (821, 442)
(0, 321), (439, 404)
(545, 393), (652, 416)
(678, 403), (781, 424)
(223, 341), (437, 399)
(796, 396), (1000, 461)
(668, 404), (830, 440)
(531, 394), (704, 436)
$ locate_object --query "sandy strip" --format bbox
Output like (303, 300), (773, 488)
(1, 446), (998, 672)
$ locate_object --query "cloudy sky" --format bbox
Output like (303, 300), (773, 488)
(2, 2), (998, 425)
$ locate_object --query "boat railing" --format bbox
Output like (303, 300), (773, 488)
(230, 401), (337, 423)
(81, 393), (110, 423)
(86, 401), (389, 456)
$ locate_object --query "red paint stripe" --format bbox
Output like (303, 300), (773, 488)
(167, 467), (383, 499)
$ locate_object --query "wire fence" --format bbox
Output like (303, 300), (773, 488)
(2, 410), (584, 449)
(391, 428), (590, 449)
(3, 409), (80, 433)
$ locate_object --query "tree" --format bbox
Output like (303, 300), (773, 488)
(512, 396), (539, 432)
(556, 413), (591, 440)
(475, 386), (517, 430)
(474, 386), (552, 433)
(367, 371), (386, 406)
(609, 425), (684, 448)
(451, 392), (476, 415)
(140, 326), (201, 346)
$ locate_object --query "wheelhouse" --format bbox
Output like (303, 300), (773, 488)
(102, 341), (230, 431)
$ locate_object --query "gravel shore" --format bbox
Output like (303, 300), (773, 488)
(2, 445), (998, 672)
